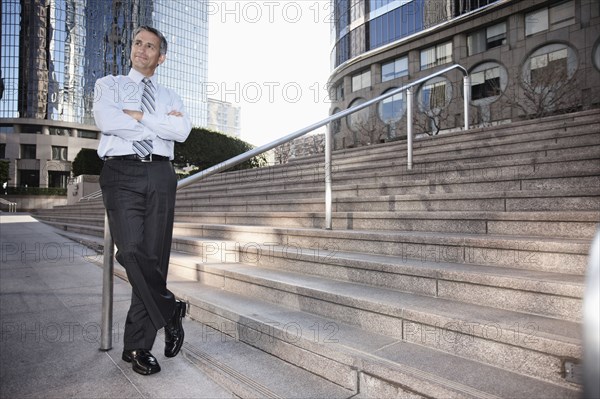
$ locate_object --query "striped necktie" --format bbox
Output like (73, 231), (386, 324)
(132, 78), (155, 157)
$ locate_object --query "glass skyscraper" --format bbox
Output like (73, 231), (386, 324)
(0, 0), (208, 191)
(1, 0), (208, 126)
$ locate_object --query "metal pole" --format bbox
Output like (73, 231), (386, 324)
(324, 128), (333, 230)
(463, 75), (471, 131)
(100, 211), (114, 351)
(407, 87), (414, 171)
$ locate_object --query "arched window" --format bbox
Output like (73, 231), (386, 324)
(523, 43), (577, 88)
(378, 89), (405, 123)
(470, 62), (508, 105)
(418, 77), (452, 112)
(329, 108), (342, 135)
(520, 43), (580, 115)
(346, 98), (370, 132)
(593, 40), (600, 71)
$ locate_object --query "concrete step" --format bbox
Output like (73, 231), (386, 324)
(171, 281), (581, 398)
(54, 226), (586, 323)
(172, 210), (600, 238)
(178, 140), (600, 198)
(170, 223), (591, 275)
(167, 239), (585, 322)
(177, 113), (600, 192)
(334, 129), (599, 176)
(32, 215), (105, 228)
(178, 319), (353, 398)
(175, 187), (600, 214)
(53, 228), (584, 394)
(169, 259), (581, 385)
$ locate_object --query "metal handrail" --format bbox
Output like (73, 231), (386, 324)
(100, 64), (471, 350)
(79, 190), (103, 201)
(0, 198), (18, 212)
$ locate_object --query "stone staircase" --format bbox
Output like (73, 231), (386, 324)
(34, 110), (600, 398)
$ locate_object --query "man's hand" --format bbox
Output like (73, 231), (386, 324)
(123, 109), (143, 121)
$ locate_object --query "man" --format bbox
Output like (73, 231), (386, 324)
(93, 26), (192, 376)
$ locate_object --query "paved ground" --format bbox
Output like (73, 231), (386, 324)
(0, 213), (234, 399)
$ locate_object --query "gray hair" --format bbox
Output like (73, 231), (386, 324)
(132, 26), (168, 55)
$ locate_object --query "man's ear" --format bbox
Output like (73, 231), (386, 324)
(157, 54), (166, 67)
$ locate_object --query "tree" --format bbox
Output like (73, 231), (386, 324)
(72, 148), (104, 177)
(414, 80), (459, 136)
(174, 128), (266, 175)
(496, 63), (582, 120)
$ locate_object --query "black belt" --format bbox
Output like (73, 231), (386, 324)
(104, 154), (170, 162)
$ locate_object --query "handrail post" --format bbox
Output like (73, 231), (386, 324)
(100, 211), (114, 351)
(463, 75), (470, 130)
(324, 128), (333, 230)
(406, 87), (414, 171)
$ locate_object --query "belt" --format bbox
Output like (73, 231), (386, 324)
(103, 154), (170, 162)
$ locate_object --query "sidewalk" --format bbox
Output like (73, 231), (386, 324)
(0, 213), (234, 399)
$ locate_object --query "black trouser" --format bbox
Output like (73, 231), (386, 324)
(100, 159), (177, 350)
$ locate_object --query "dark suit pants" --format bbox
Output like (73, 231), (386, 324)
(100, 159), (177, 350)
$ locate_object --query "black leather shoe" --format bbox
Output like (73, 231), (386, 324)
(122, 349), (161, 375)
(164, 300), (186, 358)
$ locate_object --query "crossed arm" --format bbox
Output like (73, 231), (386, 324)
(94, 76), (191, 143)
(123, 109), (183, 120)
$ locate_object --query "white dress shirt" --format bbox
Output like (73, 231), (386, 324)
(93, 69), (192, 159)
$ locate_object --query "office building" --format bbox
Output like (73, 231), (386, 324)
(328, 0), (600, 149)
(206, 98), (241, 138)
(0, 0), (208, 190)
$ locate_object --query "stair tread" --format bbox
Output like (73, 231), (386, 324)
(180, 317), (353, 398)
(177, 259), (581, 349)
(174, 210), (600, 221)
(171, 282), (580, 399)
(174, 223), (592, 253)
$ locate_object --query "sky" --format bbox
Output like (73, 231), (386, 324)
(207, 1), (333, 146)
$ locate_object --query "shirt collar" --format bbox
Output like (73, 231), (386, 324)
(128, 69), (157, 86)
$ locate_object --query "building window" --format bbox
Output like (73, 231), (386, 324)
(420, 42), (452, 70)
(521, 44), (578, 115)
(18, 170), (39, 187)
(49, 127), (70, 136)
(594, 41), (600, 71)
(378, 89), (404, 123)
(352, 70), (371, 92)
(530, 48), (569, 86)
(52, 146), (68, 161)
(419, 78), (453, 112)
(382, 56), (408, 82)
(20, 125), (42, 134)
(346, 98), (370, 132)
(526, 1), (574, 36)
(422, 82), (447, 109)
(549, 0), (576, 29)
(470, 62), (508, 106)
(467, 22), (506, 55)
(20, 144), (36, 159)
(48, 171), (70, 188)
(471, 67), (501, 100)
(330, 82), (344, 102)
(330, 108), (342, 135)
(77, 130), (98, 139)
(0, 143), (6, 159)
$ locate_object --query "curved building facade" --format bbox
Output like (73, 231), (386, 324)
(0, 0), (208, 191)
(328, 0), (600, 149)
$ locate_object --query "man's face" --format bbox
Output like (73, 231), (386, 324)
(130, 29), (166, 76)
